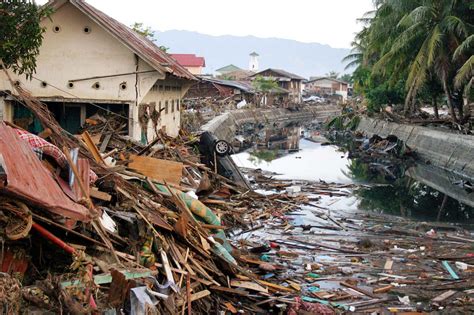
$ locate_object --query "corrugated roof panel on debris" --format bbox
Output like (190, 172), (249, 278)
(0, 123), (91, 222)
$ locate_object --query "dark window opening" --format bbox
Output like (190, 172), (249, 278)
(53, 25), (61, 33)
(165, 101), (169, 114)
(83, 26), (91, 34)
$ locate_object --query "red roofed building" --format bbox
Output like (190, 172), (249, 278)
(170, 54), (206, 75)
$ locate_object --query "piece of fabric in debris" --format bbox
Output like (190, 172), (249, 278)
(15, 129), (98, 183)
(287, 297), (335, 315)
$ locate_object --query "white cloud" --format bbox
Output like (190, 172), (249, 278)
(38, 0), (373, 48)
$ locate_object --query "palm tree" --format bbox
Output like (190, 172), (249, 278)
(372, 0), (471, 121)
(453, 34), (473, 100)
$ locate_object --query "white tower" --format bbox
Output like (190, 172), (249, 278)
(249, 52), (259, 72)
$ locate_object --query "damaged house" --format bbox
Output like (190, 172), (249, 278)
(305, 77), (349, 102)
(0, 0), (195, 142)
(251, 68), (305, 104)
(185, 78), (255, 103)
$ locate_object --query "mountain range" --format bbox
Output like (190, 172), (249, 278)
(153, 30), (351, 79)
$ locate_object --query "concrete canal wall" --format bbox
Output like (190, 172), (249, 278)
(357, 117), (474, 179)
(201, 105), (340, 142)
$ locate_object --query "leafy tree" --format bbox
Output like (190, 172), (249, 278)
(252, 75), (279, 107)
(340, 73), (352, 83)
(0, 0), (52, 79)
(253, 75), (278, 92)
(344, 0), (473, 122)
(325, 71), (339, 79)
(131, 22), (154, 39)
(131, 22), (169, 52)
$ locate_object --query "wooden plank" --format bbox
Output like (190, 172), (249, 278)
(230, 280), (268, 293)
(373, 285), (393, 294)
(383, 259), (393, 271)
(177, 290), (211, 306)
(432, 290), (457, 303)
(90, 188), (112, 201)
(81, 131), (105, 165)
(340, 281), (378, 298)
(129, 154), (183, 185)
(209, 285), (249, 296)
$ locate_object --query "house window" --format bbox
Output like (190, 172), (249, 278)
(165, 86), (171, 91)
(176, 99), (180, 111)
(158, 101), (162, 112)
(165, 101), (169, 114)
(171, 100), (174, 113)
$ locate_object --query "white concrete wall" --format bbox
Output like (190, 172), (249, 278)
(139, 79), (185, 138)
(0, 3), (162, 102)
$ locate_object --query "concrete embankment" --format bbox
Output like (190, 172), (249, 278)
(201, 105), (340, 142)
(357, 117), (474, 179)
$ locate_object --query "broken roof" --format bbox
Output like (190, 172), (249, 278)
(170, 54), (206, 67)
(202, 78), (255, 94)
(46, 0), (195, 80)
(307, 77), (349, 85)
(251, 68), (305, 81)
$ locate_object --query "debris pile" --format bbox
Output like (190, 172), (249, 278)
(1, 87), (474, 314)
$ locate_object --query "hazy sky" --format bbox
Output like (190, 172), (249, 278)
(39, 0), (374, 48)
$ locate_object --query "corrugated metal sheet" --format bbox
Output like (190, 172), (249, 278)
(64, 0), (196, 80)
(0, 123), (91, 221)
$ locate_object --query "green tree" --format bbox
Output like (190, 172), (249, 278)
(0, 0), (52, 79)
(345, 0), (472, 122)
(252, 75), (279, 107)
(340, 73), (352, 83)
(131, 22), (169, 52)
(325, 71), (339, 79)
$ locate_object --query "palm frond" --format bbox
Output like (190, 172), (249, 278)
(442, 15), (468, 37)
(426, 25), (443, 67)
(454, 55), (474, 88)
(453, 34), (474, 60)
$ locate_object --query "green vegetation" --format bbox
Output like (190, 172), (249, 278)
(0, 0), (52, 79)
(249, 149), (278, 162)
(252, 75), (279, 93)
(345, 0), (473, 121)
(131, 22), (169, 52)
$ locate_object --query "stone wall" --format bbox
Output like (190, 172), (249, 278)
(201, 105), (341, 142)
(357, 117), (474, 179)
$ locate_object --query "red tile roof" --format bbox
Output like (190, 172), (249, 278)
(47, 0), (195, 80)
(170, 54), (206, 67)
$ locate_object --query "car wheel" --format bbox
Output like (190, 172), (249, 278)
(214, 140), (231, 156)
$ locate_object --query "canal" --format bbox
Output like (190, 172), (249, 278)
(232, 133), (474, 225)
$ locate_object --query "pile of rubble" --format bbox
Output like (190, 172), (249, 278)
(0, 89), (311, 314)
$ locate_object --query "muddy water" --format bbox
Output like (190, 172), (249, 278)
(232, 138), (474, 224)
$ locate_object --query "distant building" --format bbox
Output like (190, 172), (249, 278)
(0, 0), (195, 141)
(249, 52), (259, 72)
(217, 69), (254, 81)
(251, 68), (305, 104)
(305, 77), (348, 101)
(215, 64), (242, 76)
(185, 78), (255, 103)
(170, 54), (206, 75)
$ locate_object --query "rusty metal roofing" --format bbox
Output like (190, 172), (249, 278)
(48, 0), (195, 80)
(251, 68), (306, 81)
(0, 123), (91, 222)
